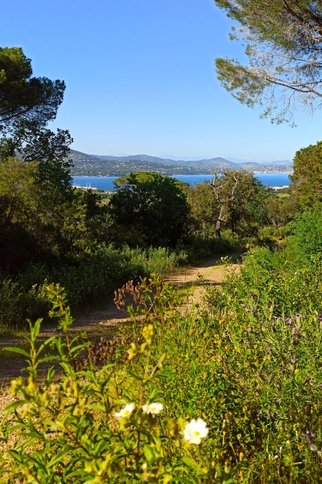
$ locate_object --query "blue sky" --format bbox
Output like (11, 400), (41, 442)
(2, 0), (322, 161)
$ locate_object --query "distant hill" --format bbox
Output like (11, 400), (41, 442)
(229, 158), (293, 166)
(69, 150), (293, 176)
(69, 150), (212, 176)
(92, 154), (231, 167)
(259, 160), (293, 166)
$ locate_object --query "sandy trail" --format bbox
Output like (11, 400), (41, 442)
(0, 253), (243, 389)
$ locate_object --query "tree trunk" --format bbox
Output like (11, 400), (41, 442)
(215, 220), (221, 238)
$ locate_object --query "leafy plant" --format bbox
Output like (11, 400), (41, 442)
(1, 282), (236, 483)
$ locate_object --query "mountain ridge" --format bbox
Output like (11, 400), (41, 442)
(69, 150), (293, 177)
(92, 153), (293, 165)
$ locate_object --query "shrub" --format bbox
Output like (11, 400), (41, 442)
(0, 245), (187, 331)
(0, 283), (231, 483)
(0, 276), (49, 331)
(287, 209), (322, 268)
(181, 230), (246, 262)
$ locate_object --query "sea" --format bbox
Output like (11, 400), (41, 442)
(72, 173), (291, 191)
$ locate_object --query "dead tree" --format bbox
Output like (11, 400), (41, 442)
(211, 171), (240, 238)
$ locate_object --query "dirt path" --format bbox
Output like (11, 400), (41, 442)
(0, 253), (243, 388)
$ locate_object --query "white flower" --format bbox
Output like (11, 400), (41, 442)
(114, 403), (135, 419)
(183, 418), (209, 445)
(142, 402), (164, 415)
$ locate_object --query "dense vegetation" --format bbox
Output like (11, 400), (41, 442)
(0, 156), (296, 330)
(2, 43), (322, 482)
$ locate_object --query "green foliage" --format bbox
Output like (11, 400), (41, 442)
(22, 127), (73, 192)
(186, 172), (272, 240)
(0, 46), (73, 193)
(265, 192), (301, 227)
(209, 171), (272, 237)
(0, 157), (38, 227)
(212, 243), (322, 320)
(291, 140), (322, 209)
(109, 172), (191, 247)
(3, 254), (322, 481)
(186, 182), (216, 237)
(257, 225), (288, 245)
(0, 158), (46, 271)
(0, 275), (49, 332)
(0, 283), (224, 483)
(181, 230), (245, 262)
(287, 209), (322, 269)
(0, 245), (186, 330)
(0, 160), (112, 271)
(0, 47), (64, 127)
(199, 248), (322, 481)
(214, 0), (322, 124)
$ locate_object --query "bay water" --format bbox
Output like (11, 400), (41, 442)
(72, 173), (291, 191)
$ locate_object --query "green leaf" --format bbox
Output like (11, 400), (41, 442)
(113, 399), (129, 406)
(47, 448), (73, 468)
(70, 343), (89, 355)
(143, 445), (157, 463)
(85, 403), (106, 412)
(2, 399), (28, 416)
(182, 457), (200, 471)
(37, 355), (59, 365)
(126, 369), (144, 381)
(2, 346), (30, 358)
(36, 337), (57, 357)
(171, 474), (198, 483)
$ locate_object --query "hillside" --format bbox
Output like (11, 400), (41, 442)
(69, 150), (293, 176)
(69, 150), (211, 176)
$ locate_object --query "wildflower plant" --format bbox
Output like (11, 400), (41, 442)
(142, 403), (164, 415)
(199, 248), (322, 481)
(0, 281), (235, 483)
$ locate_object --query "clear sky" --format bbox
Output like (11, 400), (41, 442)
(2, 0), (322, 162)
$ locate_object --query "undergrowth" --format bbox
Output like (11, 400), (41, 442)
(0, 245), (186, 332)
(1, 254), (322, 481)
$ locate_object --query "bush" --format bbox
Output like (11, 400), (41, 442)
(0, 275), (49, 331)
(257, 225), (288, 243)
(1, 283), (226, 483)
(182, 230), (245, 262)
(287, 209), (322, 268)
(0, 245), (187, 331)
(209, 246), (322, 318)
